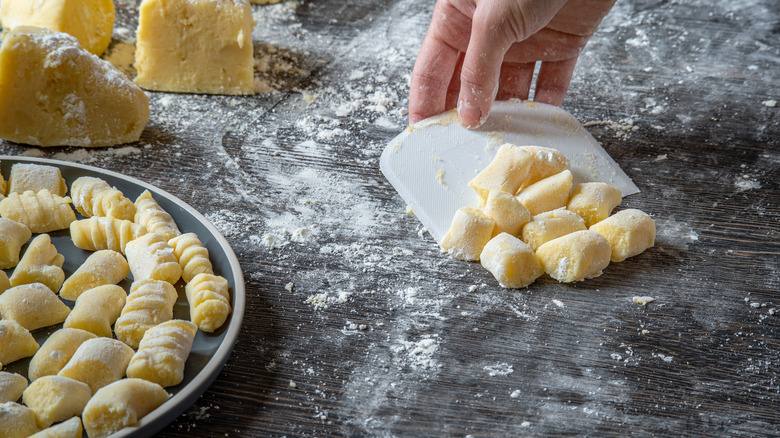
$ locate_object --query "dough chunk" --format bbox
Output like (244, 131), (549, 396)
(0, 319), (39, 366)
(0, 371), (27, 403)
(480, 233), (544, 288)
(521, 208), (587, 251)
(169, 232), (213, 283)
(7, 163), (67, 196)
(440, 207), (495, 261)
(516, 169), (573, 215)
(57, 337), (134, 394)
(59, 249), (129, 301)
(0, 283), (70, 331)
(567, 182), (623, 227)
(0, 401), (40, 438)
(135, 0), (255, 95)
(0, 162), (6, 197)
(0, 190), (76, 233)
(519, 146), (570, 190)
(0, 218), (31, 269)
(469, 144), (531, 201)
(63, 285), (126, 338)
(0, 271), (8, 294)
(0, 27), (149, 147)
(69, 216), (147, 254)
(114, 279), (178, 348)
(9, 234), (65, 292)
(134, 190), (181, 241)
(0, 0), (115, 56)
(70, 176), (135, 220)
(536, 230), (611, 283)
(28, 328), (96, 382)
(82, 378), (168, 438)
(125, 233), (182, 285)
(28, 416), (82, 438)
(22, 376), (91, 428)
(126, 319), (197, 387)
(589, 209), (656, 262)
(186, 273), (230, 332)
(483, 190), (530, 237)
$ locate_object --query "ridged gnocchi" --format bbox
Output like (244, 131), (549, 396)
(9, 234), (65, 293)
(22, 375), (91, 428)
(0, 189), (76, 233)
(7, 163), (68, 196)
(69, 216), (147, 254)
(186, 273), (230, 332)
(126, 319), (197, 387)
(125, 232), (182, 285)
(0, 217), (31, 269)
(59, 249), (129, 301)
(114, 279), (178, 348)
(134, 189), (181, 241)
(63, 285), (126, 338)
(0, 283), (70, 331)
(70, 176), (135, 220)
(28, 328), (96, 382)
(57, 337), (134, 394)
(0, 319), (39, 366)
(169, 232), (213, 283)
(82, 378), (168, 438)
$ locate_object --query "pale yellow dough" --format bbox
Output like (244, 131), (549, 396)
(126, 319), (197, 387)
(22, 375), (91, 428)
(9, 234), (65, 292)
(28, 416), (82, 438)
(82, 378), (168, 438)
(114, 279), (178, 348)
(7, 163), (67, 196)
(134, 190), (181, 241)
(440, 207), (495, 261)
(0, 283), (70, 331)
(186, 273), (231, 332)
(483, 190), (530, 237)
(518, 146), (569, 190)
(125, 233), (183, 285)
(516, 169), (573, 216)
(0, 271), (9, 294)
(535, 230), (612, 283)
(28, 328), (96, 382)
(0, 217), (31, 270)
(63, 285), (126, 338)
(469, 144), (532, 201)
(59, 249), (129, 301)
(521, 208), (587, 252)
(70, 176), (135, 221)
(589, 209), (656, 262)
(567, 182), (623, 227)
(169, 232), (214, 283)
(69, 216), (147, 254)
(0, 371), (27, 403)
(0, 190), (76, 233)
(480, 233), (544, 289)
(57, 337), (134, 394)
(0, 319), (39, 366)
(0, 401), (41, 438)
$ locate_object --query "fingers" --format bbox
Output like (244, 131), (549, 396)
(495, 62), (536, 101)
(533, 57), (578, 106)
(409, 34), (461, 125)
(445, 52), (465, 111)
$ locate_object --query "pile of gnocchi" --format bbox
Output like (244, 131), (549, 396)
(0, 161), (232, 438)
(441, 144), (656, 288)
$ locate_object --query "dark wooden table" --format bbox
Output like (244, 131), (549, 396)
(2, 0), (778, 436)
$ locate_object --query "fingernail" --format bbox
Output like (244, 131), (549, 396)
(457, 100), (485, 129)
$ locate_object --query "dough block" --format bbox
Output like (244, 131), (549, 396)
(9, 234), (65, 293)
(135, 190), (181, 241)
(483, 190), (530, 237)
(82, 378), (168, 438)
(115, 279), (178, 348)
(57, 337), (134, 394)
(28, 416), (82, 438)
(0, 218), (31, 269)
(59, 249), (129, 301)
(169, 232), (214, 283)
(0, 401), (40, 438)
(521, 208), (587, 251)
(0, 319), (39, 366)
(186, 273), (230, 332)
(468, 143), (531, 201)
(0, 26), (149, 147)
(519, 145), (570, 190)
(7, 163), (68, 196)
(63, 284), (126, 338)
(0, 271), (9, 294)
(22, 375), (91, 428)
(440, 207), (495, 261)
(0, 283), (70, 331)
(567, 182), (623, 227)
(126, 319), (197, 387)
(516, 169), (573, 216)
(125, 232), (183, 285)
(589, 208), (656, 262)
(69, 216), (147, 254)
(535, 230), (611, 283)
(71, 176), (135, 220)
(0, 371), (28, 403)
(134, 0), (255, 95)
(28, 328), (96, 382)
(480, 233), (544, 288)
(0, 190), (76, 233)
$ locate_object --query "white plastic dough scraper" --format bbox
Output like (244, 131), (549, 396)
(379, 100), (639, 245)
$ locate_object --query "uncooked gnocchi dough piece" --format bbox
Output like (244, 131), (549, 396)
(169, 232), (213, 283)
(63, 285), (126, 338)
(69, 216), (147, 254)
(0, 217), (31, 269)
(28, 328), (96, 382)
(0, 401), (41, 438)
(0, 27), (149, 147)
(516, 169), (573, 216)
(0, 271), (9, 295)
(134, 190), (181, 241)
(480, 233), (544, 289)
(57, 337), (134, 394)
(125, 233), (182, 285)
(59, 249), (129, 301)
(0, 163), (6, 197)
(0, 190), (76, 233)
(126, 319), (197, 387)
(469, 144), (532, 201)
(7, 163), (68, 196)
(22, 375), (91, 428)
(28, 416), (82, 438)
(567, 182), (623, 227)
(521, 208), (587, 251)
(0, 371), (27, 403)
(114, 279), (178, 348)
(518, 146), (570, 190)
(82, 378), (168, 438)
(589, 209), (656, 262)
(135, 0), (255, 95)
(186, 273), (230, 332)
(440, 207), (495, 261)
(0, 283), (70, 331)
(483, 190), (531, 237)
(0, 319), (39, 366)
(70, 176), (135, 220)
(535, 230), (611, 283)
(9, 234), (65, 292)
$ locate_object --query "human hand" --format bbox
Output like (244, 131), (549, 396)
(409, 0), (616, 128)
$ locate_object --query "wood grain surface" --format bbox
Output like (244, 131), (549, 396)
(1, 0), (778, 436)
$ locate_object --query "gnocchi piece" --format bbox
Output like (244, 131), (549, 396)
(134, 190), (181, 241)
(125, 233), (182, 285)
(126, 319), (197, 387)
(589, 209), (656, 262)
(169, 232), (213, 283)
(28, 328), (96, 382)
(28, 416), (82, 438)
(0, 189), (76, 233)
(516, 169), (574, 215)
(63, 285), (126, 338)
(0, 217), (31, 269)
(0, 401), (40, 438)
(535, 230), (612, 283)
(59, 250), (129, 301)
(440, 207), (495, 261)
(518, 146), (570, 189)
(469, 144), (532, 201)
(82, 378), (168, 438)
(483, 190), (531, 237)
(69, 216), (147, 254)
(479, 233), (544, 289)
(186, 273), (231, 332)
(22, 376), (91, 428)
(57, 337), (134, 394)
(114, 279), (178, 348)
(7, 163), (68, 196)
(0, 271), (9, 295)
(0, 162), (5, 196)
(9, 234), (65, 292)
(70, 176), (135, 220)
(567, 182), (623, 227)
(0, 283), (70, 331)
(521, 208), (587, 251)
(0, 371), (27, 403)
(0, 319), (39, 366)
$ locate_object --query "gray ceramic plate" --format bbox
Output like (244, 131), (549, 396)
(1, 156), (245, 437)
